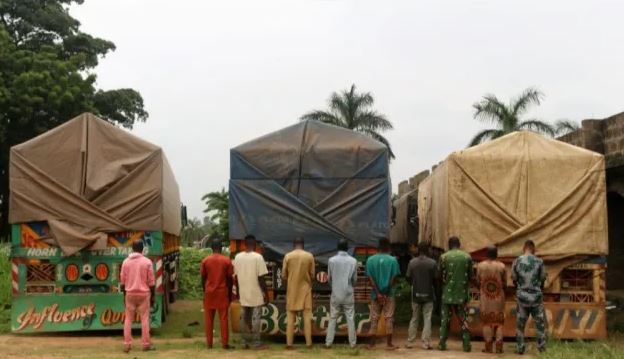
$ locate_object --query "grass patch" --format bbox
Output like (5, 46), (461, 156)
(154, 300), (207, 339)
(540, 335), (624, 359)
(0, 244), (11, 333)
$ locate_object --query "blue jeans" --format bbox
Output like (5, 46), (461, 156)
(325, 301), (356, 347)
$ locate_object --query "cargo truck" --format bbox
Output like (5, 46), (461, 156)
(9, 113), (183, 332)
(228, 120), (392, 336)
(417, 131), (608, 339)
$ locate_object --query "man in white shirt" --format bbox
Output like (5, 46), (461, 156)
(234, 234), (269, 349)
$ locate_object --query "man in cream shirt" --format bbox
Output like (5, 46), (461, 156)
(233, 234), (269, 350)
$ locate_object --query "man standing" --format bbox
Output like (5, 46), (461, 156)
(366, 238), (400, 350)
(512, 240), (547, 354)
(120, 240), (155, 353)
(405, 242), (437, 350)
(476, 245), (507, 353)
(233, 234), (269, 350)
(282, 237), (315, 349)
(438, 236), (472, 352)
(200, 239), (234, 350)
(325, 238), (358, 349)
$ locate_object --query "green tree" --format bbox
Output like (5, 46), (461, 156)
(300, 84), (395, 158)
(0, 1), (148, 235)
(180, 218), (207, 247)
(202, 189), (229, 241)
(469, 88), (555, 146)
(555, 120), (581, 136)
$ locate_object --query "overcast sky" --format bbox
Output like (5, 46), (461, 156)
(71, 0), (624, 219)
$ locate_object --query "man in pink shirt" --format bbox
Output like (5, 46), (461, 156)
(120, 240), (155, 353)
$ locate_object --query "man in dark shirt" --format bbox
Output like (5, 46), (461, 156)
(405, 242), (437, 350)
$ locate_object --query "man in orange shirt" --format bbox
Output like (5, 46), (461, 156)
(200, 239), (234, 349)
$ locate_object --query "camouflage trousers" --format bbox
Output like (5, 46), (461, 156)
(439, 304), (471, 351)
(516, 303), (547, 353)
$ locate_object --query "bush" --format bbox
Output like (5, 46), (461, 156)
(178, 247), (212, 300)
(0, 244), (11, 333)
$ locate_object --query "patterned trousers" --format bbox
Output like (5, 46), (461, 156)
(516, 303), (547, 353)
(368, 297), (396, 335)
(439, 304), (471, 351)
(240, 306), (263, 348)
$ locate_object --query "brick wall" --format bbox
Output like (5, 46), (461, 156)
(558, 112), (624, 289)
(558, 112), (624, 168)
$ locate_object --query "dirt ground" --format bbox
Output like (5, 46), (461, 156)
(0, 300), (538, 358)
(0, 334), (532, 359)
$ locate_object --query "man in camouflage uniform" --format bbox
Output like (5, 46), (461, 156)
(437, 236), (472, 352)
(512, 239), (547, 354)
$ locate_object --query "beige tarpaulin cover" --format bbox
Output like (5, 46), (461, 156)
(418, 131), (608, 286)
(9, 113), (181, 255)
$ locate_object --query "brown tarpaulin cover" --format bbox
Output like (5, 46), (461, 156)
(418, 131), (608, 286)
(9, 113), (181, 255)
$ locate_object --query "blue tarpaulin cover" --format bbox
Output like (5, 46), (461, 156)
(229, 120), (390, 262)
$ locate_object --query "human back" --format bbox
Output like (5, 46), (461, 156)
(366, 252), (400, 297)
(439, 248), (472, 304)
(406, 254), (436, 303)
(512, 253), (545, 306)
(121, 250), (154, 294)
(234, 250), (268, 307)
(201, 250), (233, 300)
(328, 250), (357, 304)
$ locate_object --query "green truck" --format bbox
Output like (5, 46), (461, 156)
(9, 113), (183, 333)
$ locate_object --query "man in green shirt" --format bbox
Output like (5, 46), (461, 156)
(366, 238), (400, 350)
(438, 236), (472, 352)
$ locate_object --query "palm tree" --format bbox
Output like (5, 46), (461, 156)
(180, 218), (206, 247)
(469, 87), (555, 146)
(202, 188), (229, 240)
(554, 120), (581, 136)
(300, 84), (395, 158)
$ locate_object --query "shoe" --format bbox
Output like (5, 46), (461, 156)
(463, 346), (472, 353)
(437, 343), (447, 351)
(538, 347), (547, 353)
(516, 348), (525, 355)
(495, 340), (504, 353)
(482, 340), (493, 353)
(123, 346), (131, 353)
(324, 345), (332, 349)
(386, 345), (398, 351)
(142, 345), (156, 351)
(242, 344), (250, 350)
(306, 345), (313, 350)
(422, 343), (432, 350)
(285, 346), (294, 350)
(223, 345), (235, 350)
(404, 343), (414, 349)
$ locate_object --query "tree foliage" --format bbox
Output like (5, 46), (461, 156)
(300, 84), (395, 158)
(555, 120), (581, 136)
(202, 188), (229, 241)
(469, 87), (555, 147)
(0, 0), (148, 235)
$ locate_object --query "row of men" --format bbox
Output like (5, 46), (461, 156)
(118, 235), (546, 355)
